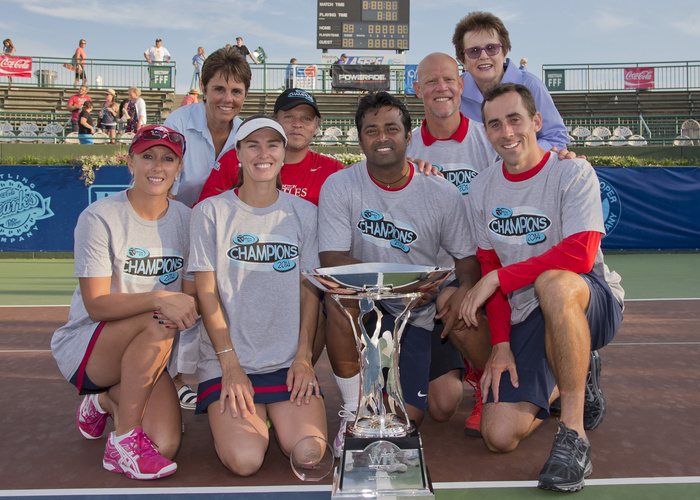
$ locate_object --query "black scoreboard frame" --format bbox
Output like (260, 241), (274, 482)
(317, 1), (410, 51)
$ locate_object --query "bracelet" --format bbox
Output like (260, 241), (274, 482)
(215, 347), (234, 356)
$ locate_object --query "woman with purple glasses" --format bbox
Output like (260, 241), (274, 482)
(452, 11), (569, 150)
(51, 125), (196, 481)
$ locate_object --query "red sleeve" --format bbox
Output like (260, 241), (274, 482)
(196, 149), (239, 205)
(477, 247), (512, 346)
(497, 231), (602, 295)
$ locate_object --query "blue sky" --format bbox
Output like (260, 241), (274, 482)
(2, 0), (699, 95)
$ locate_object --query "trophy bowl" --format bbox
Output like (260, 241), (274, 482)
(302, 263), (453, 296)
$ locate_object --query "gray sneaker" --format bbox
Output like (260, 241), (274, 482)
(537, 422), (592, 492)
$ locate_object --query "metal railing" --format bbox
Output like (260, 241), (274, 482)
(1, 56), (176, 91)
(542, 60), (700, 93)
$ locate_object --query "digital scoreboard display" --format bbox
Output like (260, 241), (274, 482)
(317, 1), (410, 51)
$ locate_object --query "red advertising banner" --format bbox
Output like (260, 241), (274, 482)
(0, 55), (32, 78)
(624, 67), (654, 89)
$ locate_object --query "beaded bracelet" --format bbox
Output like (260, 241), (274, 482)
(215, 347), (234, 356)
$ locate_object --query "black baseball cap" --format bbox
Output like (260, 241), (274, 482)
(274, 88), (321, 117)
(156, 38), (162, 42)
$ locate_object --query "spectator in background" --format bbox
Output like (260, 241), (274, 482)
(3, 39), (15, 89)
(181, 88), (200, 107)
(285, 58), (297, 89)
(232, 37), (258, 64)
(99, 89), (119, 143)
(73, 39), (87, 88)
(452, 11), (569, 150)
(336, 53), (348, 64)
(144, 38), (171, 64)
(519, 58), (528, 71)
(78, 101), (95, 144)
(125, 86), (147, 133)
(192, 47), (206, 91)
(67, 85), (92, 133)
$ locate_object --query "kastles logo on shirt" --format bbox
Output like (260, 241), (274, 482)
(357, 209), (417, 253)
(438, 165), (479, 195)
(124, 247), (184, 284)
(489, 207), (551, 245)
(227, 233), (298, 272)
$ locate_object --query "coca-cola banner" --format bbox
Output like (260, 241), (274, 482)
(624, 67), (654, 89)
(0, 55), (32, 78)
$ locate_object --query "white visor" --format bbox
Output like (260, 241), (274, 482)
(236, 117), (287, 147)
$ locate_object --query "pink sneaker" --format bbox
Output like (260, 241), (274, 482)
(104, 428), (177, 480)
(77, 393), (110, 439)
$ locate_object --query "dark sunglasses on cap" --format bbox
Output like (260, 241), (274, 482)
(129, 128), (186, 155)
(464, 43), (502, 60)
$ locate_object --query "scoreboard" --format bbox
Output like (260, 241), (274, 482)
(317, 1), (410, 51)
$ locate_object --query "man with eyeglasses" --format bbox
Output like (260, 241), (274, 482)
(452, 11), (569, 151)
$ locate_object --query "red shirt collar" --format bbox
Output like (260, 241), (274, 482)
(502, 151), (551, 182)
(420, 113), (469, 146)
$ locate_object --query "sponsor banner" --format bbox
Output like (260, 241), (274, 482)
(595, 166), (700, 251)
(322, 54), (406, 65)
(332, 64), (390, 91)
(149, 66), (172, 88)
(624, 67), (654, 89)
(0, 55), (32, 78)
(404, 64), (418, 94)
(0, 165), (131, 252)
(293, 65), (317, 89)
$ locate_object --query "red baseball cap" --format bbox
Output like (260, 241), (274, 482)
(129, 125), (186, 158)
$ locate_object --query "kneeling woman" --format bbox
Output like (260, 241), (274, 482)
(190, 116), (326, 476)
(52, 125), (198, 480)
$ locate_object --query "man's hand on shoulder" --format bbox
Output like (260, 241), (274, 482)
(408, 157), (443, 178)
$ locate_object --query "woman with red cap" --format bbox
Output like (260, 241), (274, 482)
(52, 125), (197, 480)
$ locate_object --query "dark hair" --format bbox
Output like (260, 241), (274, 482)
(3, 39), (14, 50)
(234, 114), (283, 190)
(201, 47), (251, 93)
(480, 83), (537, 123)
(452, 11), (511, 65)
(82, 101), (93, 110)
(355, 92), (411, 139)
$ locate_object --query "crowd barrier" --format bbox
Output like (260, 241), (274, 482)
(1, 165), (698, 253)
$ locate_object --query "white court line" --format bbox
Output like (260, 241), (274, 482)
(1, 477), (699, 496)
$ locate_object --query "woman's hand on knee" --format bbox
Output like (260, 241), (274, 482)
(155, 292), (198, 331)
(286, 359), (319, 406)
(220, 366), (256, 419)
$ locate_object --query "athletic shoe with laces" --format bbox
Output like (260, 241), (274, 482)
(77, 393), (110, 440)
(103, 427), (177, 480)
(464, 366), (482, 437)
(584, 350), (605, 430)
(333, 406), (356, 458)
(537, 421), (592, 492)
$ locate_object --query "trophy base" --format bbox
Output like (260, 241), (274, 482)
(332, 431), (434, 499)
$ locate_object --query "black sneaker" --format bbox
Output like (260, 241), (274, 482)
(584, 350), (605, 430)
(537, 422), (592, 492)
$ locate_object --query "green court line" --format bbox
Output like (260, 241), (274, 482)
(0, 253), (698, 306)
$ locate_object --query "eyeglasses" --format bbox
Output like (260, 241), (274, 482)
(464, 43), (502, 60)
(130, 128), (186, 155)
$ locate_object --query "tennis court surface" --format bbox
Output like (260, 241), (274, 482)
(1, 254), (699, 499)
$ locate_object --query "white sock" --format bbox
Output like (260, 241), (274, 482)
(92, 393), (106, 414)
(114, 428), (136, 442)
(334, 373), (360, 412)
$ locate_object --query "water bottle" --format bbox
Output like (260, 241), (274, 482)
(96, 75), (102, 89)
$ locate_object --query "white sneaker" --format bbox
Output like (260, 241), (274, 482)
(333, 406), (356, 458)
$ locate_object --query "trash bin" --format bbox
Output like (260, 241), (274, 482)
(35, 70), (57, 87)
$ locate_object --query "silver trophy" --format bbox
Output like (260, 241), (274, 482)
(303, 263), (454, 499)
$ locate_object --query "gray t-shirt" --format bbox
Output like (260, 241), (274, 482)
(318, 161), (473, 330)
(407, 115), (499, 268)
(51, 191), (193, 380)
(468, 154), (625, 325)
(189, 190), (319, 379)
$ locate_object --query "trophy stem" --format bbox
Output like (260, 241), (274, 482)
(333, 293), (422, 439)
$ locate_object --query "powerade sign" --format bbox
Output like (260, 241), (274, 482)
(332, 64), (390, 91)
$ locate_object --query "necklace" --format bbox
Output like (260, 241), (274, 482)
(368, 166), (409, 188)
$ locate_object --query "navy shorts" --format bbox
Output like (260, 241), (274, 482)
(429, 321), (466, 381)
(68, 322), (111, 395)
(362, 305), (432, 411)
(196, 368), (322, 414)
(486, 271), (623, 419)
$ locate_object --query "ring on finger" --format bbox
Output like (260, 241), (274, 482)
(307, 382), (315, 386)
